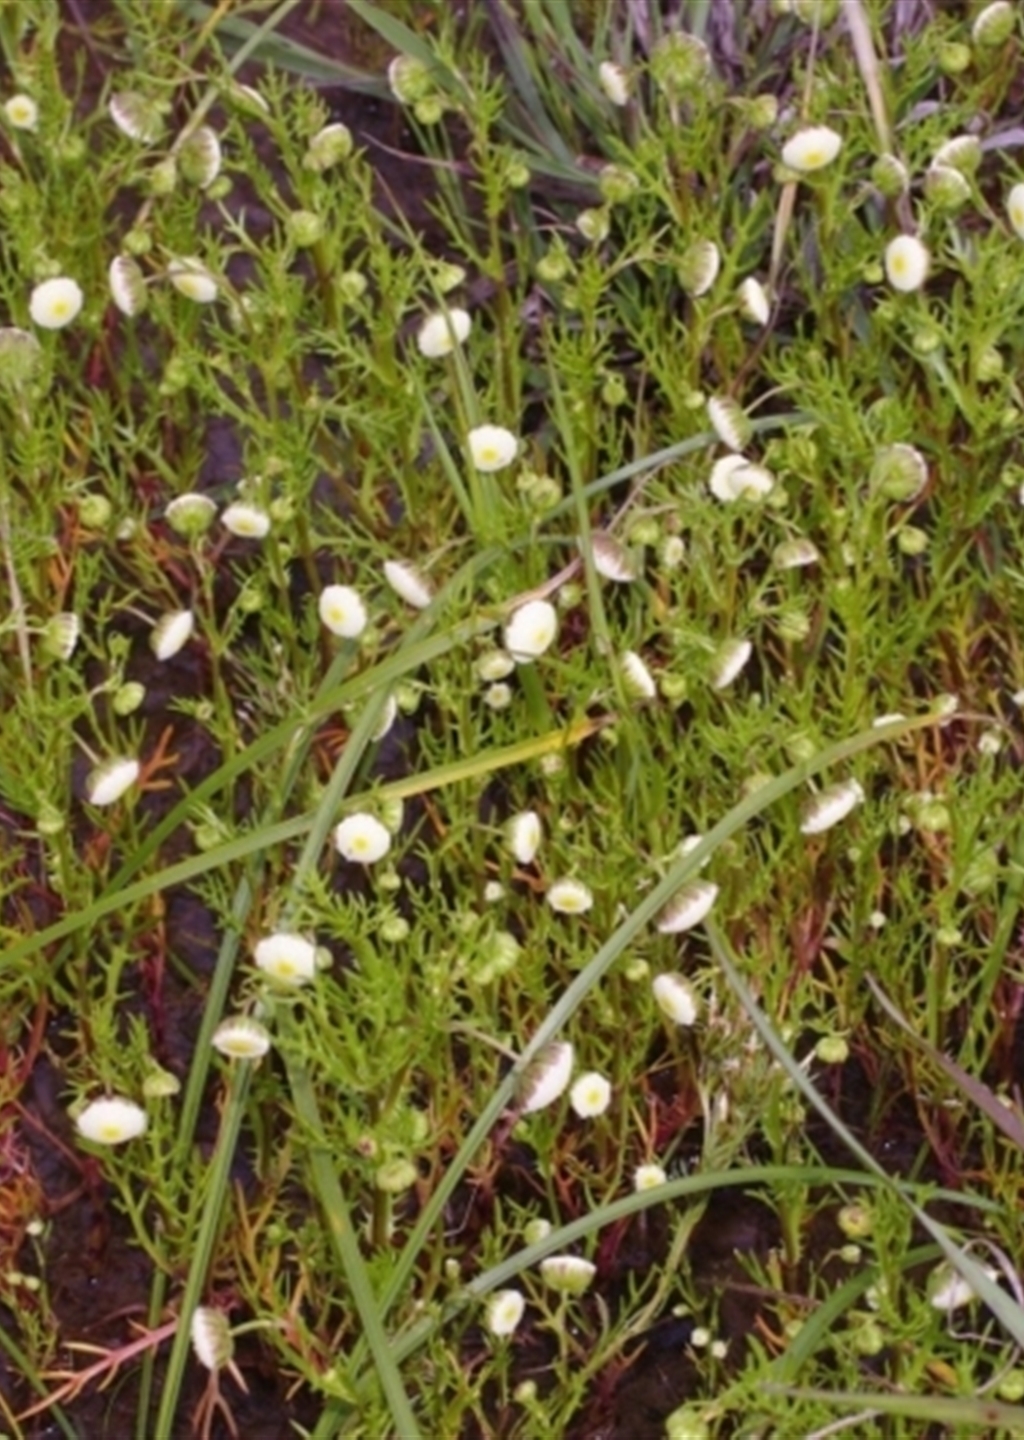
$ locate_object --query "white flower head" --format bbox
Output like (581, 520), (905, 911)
(737, 276), (770, 326)
(540, 1255), (596, 1295)
(782, 125), (843, 174)
(385, 555), (432, 607)
(620, 650), (657, 700)
(598, 60), (630, 106)
(928, 1261), (997, 1313)
(884, 235), (929, 293)
(334, 812), (391, 864)
(773, 537), (821, 569)
(634, 1163), (668, 1192)
(476, 649), (516, 682)
(468, 424), (518, 473)
(254, 932), (318, 986)
(75, 1096), (148, 1145)
(383, 559), (433, 609)
(569, 1071), (612, 1118)
(708, 455), (774, 503)
(486, 1288), (526, 1338)
(707, 396), (752, 453)
(190, 1307), (234, 1371)
(29, 277), (83, 330)
(519, 1040), (574, 1113)
(656, 879), (719, 934)
(150, 609), (195, 661)
(108, 255), (147, 317)
(1007, 182), (1024, 241)
(167, 257), (218, 303)
(109, 90), (164, 143)
(221, 502), (270, 539)
(4, 94), (39, 130)
(653, 973), (699, 1026)
(86, 757), (140, 806)
(508, 810), (542, 865)
(417, 308), (471, 358)
(547, 878), (593, 914)
(318, 584), (368, 639)
(504, 598), (558, 662)
(590, 532), (638, 582)
(799, 778), (865, 835)
(212, 1016), (272, 1060)
(710, 637), (752, 690)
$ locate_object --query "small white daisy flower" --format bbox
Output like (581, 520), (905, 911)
(519, 1040), (574, 1113)
(167, 257), (218, 303)
(539, 1255), (596, 1295)
(1007, 183), (1024, 241)
(29, 277), (83, 330)
(508, 810), (542, 865)
(598, 60), (630, 106)
(86, 757), (140, 806)
(737, 276), (770, 326)
(569, 1071), (612, 1118)
(486, 1289), (526, 1338)
(4, 94), (38, 130)
(334, 813), (391, 864)
(190, 1307), (234, 1371)
(468, 424), (518, 473)
(318, 584), (368, 638)
(504, 598), (558, 662)
(383, 559), (433, 609)
(634, 1163), (668, 1192)
(212, 1016), (272, 1060)
(547, 878), (593, 914)
(708, 455), (774, 503)
(484, 681), (513, 709)
(417, 308), (471, 358)
(221, 502), (270, 539)
(656, 879), (719, 934)
(75, 1096), (148, 1145)
(150, 609), (195, 661)
(927, 1261), (997, 1313)
(782, 125), (843, 174)
(884, 235), (929, 293)
(254, 932), (318, 986)
(799, 778), (865, 835)
(652, 973), (698, 1026)
(710, 638), (752, 690)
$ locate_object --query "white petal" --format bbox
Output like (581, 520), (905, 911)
(334, 813), (391, 864)
(150, 609), (194, 661)
(318, 584), (367, 638)
(254, 932), (318, 985)
(87, 757), (140, 806)
(75, 1096), (148, 1144)
(383, 559), (433, 609)
(782, 125), (842, 173)
(417, 308), (471, 358)
(468, 424), (518, 472)
(656, 880), (718, 934)
(519, 1041), (574, 1113)
(504, 599), (558, 662)
(799, 779), (865, 835)
(29, 277), (83, 330)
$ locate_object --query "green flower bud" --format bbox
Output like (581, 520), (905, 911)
(576, 207), (610, 243)
(79, 494), (113, 529)
(303, 121), (353, 172)
(413, 95), (445, 126)
(975, 345), (1004, 382)
(650, 31), (711, 100)
(149, 156), (178, 196)
(598, 163), (640, 204)
(938, 40), (972, 74)
(972, 1), (1015, 48)
(601, 372), (628, 407)
(375, 1156), (418, 1193)
(925, 163), (971, 211)
(0, 326), (42, 392)
(871, 152), (909, 197)
(536, 244), (571, 284)
(870, 443), (927, 502)
(286, 209), (325, 247)
(388, 54), (434, 105)
(896, 525), (928, 555)
(112, 681), (146, 716)
(337, 269), (368, 303)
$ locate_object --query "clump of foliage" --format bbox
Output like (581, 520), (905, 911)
(3, 1), (1024, 1436)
